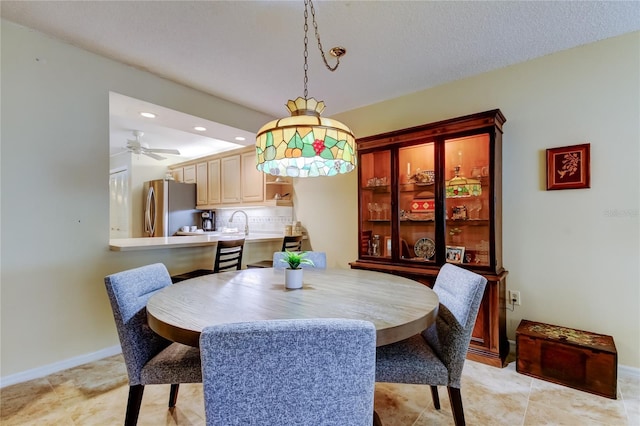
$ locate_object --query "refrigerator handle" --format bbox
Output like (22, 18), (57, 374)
(145, 186), (156, 236)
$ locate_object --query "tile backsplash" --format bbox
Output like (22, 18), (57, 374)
(214, 206), (294, 233)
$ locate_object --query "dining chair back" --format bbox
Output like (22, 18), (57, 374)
(171, 238), (245, 282)
(213, 238), (245, 272)
(246, 235), (303, 268)
(200, 318), (376, 425)
(272, 251), (327, 269)
(375, 263), (487, 426)
(104, 263), (201, 426)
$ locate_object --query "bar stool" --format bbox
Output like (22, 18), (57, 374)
(171, 238), (245, 283)
(246, 235), (303, 269)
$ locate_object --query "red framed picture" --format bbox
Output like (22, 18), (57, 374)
(546, 143), (591, 190)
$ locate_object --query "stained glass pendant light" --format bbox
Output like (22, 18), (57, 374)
(256, 0), (356, 178)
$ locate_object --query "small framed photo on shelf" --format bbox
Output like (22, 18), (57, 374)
(446, 246), (465, 264)
(546, 143), (590, 190)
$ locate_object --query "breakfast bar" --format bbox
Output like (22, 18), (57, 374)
(108, 232), (296, 276)
(108, 232), (285, 251)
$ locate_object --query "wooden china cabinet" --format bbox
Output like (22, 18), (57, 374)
(350, 109), (509, 367)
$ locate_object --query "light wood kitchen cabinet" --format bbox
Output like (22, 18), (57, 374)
(350, 109), (509, 368)
(171, 168), (184, 182)
(207, 158), (221, 205)
(169, 146), (292, 208)
(196, 162), (208, 206)
(183, 165), (196, 183)
(221, 154), (241, 203)
(241, 151), (264, 202)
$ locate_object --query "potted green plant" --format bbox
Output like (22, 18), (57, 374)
(280, 250), (315, 289)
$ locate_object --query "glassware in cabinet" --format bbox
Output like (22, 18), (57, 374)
(444, 134), (492, 266)
(359, 150), (391, 258)
(398, 142), (437, 265)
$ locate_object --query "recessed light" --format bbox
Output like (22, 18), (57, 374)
(194, 126), (207, 132)
(235, 136), (246, 141)
(140, 112), (156, 118)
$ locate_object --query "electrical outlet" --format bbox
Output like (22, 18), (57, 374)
(509, 290), (521, 306)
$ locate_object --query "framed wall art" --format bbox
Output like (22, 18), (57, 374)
(546, 143), (591, 190)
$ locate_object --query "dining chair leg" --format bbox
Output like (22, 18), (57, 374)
(447, 386), (466, 426)
(373, 410), (383, 426)
(169, 384), (180, 408)
(430, 385), (441, 409)
(125, 385), (144, 426)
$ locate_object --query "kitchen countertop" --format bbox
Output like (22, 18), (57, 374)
(109, 232), (286, 251)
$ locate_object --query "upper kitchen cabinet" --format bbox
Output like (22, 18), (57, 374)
(183, 164), (196, 183)
(171, 167), (184, 182)
(207, 159), (221, 205)
(196, 162), (208, 205)
(240, 150), (264, 202)
(169, 146), (293, 209)
(351, 109), (509, 367)
(221, 154), (242, 203)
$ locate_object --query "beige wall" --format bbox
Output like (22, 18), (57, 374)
(296, 32), (640, 366)
(2, 18), (638, 383)
(0, 20), (272, 379)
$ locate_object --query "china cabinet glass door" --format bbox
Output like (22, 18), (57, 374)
(360, 150), (391, 258)
(398, 141), (437, 265)
(444, 134), (491, 266)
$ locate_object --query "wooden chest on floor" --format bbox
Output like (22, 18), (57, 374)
(516, 319), (617, 399)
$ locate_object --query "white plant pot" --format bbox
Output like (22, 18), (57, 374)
(285, 268), (304, 289)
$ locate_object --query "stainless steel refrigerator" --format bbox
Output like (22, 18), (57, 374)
(144, 179), (197, 237)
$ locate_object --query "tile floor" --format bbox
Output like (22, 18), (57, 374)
(1, 354), (638, 425)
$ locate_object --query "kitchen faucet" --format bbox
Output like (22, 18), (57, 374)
(229, 210), (249, 236)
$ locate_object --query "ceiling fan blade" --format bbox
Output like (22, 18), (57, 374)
(143, 152), (166, 161)
(145, 147), (181, 155)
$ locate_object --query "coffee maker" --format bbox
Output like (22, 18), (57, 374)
(201, 211), (215, 231)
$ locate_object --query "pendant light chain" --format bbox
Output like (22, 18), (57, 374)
(303, 0), (309, 99)
(256, 0), (356, 178)
(302, 0), (341, 99)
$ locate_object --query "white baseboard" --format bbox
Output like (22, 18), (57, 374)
(0, 345), (122, 388)
(618, 364), (640, 378)
(508, 339), (640, 378)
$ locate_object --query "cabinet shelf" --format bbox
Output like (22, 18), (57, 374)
(361, 185), (390, 193)
(446, 219), (489, 226)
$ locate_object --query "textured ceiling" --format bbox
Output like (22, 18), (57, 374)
(3, 1), (639, 156)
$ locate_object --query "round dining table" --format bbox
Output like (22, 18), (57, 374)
(147, 267), (439, 348)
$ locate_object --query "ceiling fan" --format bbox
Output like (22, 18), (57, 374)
(125, 130), (180, 160)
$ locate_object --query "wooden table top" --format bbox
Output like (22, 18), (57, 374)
(147, 268), (439, 347)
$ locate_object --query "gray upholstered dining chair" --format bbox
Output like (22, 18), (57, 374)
(246, 234), (304, 268)
(104, 263), (202, 426)
(199, 318), (376, 426)
(375, 263), (487, 426)
(272, 250), (327, 269)
(171, 238), (245, 282)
